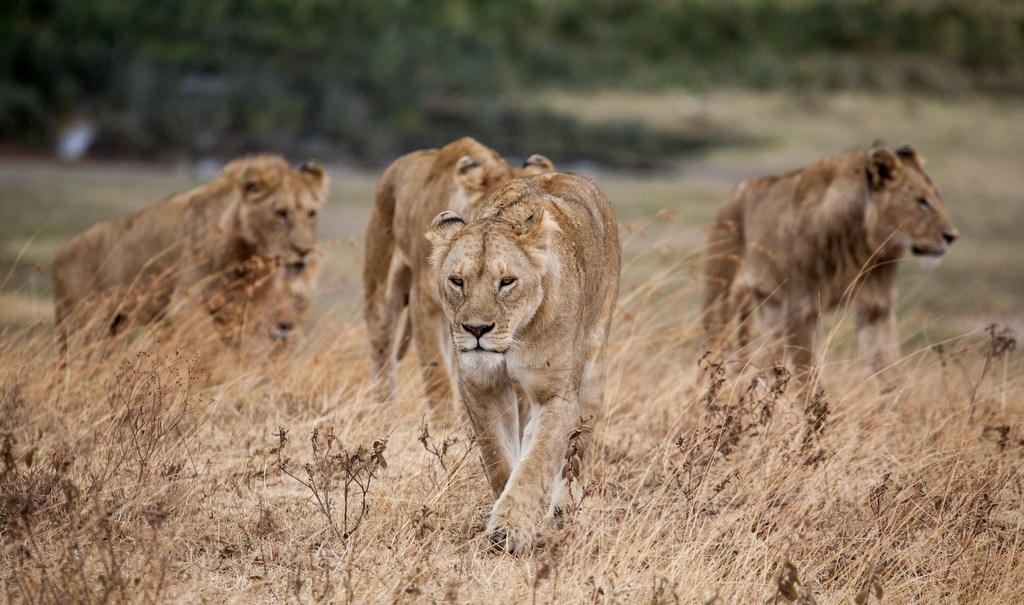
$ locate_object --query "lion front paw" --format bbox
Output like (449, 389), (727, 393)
(486, 505), (538, 555)
(487, 522), (536, 555)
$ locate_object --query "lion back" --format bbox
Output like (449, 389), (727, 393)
(52, 188), (192, 329)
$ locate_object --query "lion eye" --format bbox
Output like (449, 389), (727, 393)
(275, 209), (289, 222)
(449, 276), (463, 288)
(917, 197), (931, 211)
(308, 209), (317, 219)
(499, 276), (516, 288)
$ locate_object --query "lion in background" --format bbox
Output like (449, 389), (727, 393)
(52, 154), (328, 353)
(209, 253), (321, 347)
(703, 143), (958, 386)
(362, 137), (554, 423)
(428, 172), (621, 553)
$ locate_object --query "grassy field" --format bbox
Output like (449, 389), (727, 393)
(1, 91), (1022, 603)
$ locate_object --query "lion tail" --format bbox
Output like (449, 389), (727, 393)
(363, 164), (399, 323)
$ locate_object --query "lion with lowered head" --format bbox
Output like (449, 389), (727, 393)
(428, 173), (621, 554)
(703, 143), (958, 386)
(52, 155), (328, 352)
(363, 137), (554, 423)
(209, 253), (321, 347)
(261, 255), (320, 345)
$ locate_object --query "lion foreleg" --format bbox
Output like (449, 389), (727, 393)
(166, 278), (222, 348)
(487, 393), (577, 554)
(784, 313), (819, 387)
(856, 299), (899, 391)
(460, 380), (519, 499)
(751, 294), (787, 369)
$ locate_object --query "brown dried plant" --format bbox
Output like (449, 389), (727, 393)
(273, 425), (389, 540)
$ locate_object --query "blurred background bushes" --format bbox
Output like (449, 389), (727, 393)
(2, 0), (1023, 165)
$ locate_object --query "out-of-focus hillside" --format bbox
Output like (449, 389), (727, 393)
(3, 0), (1024, 163)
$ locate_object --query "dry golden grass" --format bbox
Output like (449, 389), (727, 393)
(1, 237), (1022, 603)
(2, 91), (1024, 603)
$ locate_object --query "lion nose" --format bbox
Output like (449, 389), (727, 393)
(463, 323), (494, 339)
(271, 322), (294, 341)
(291, 244), (312, 257)
(942, 231), (958, 245)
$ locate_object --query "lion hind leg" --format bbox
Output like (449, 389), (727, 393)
(366, 256), (411, 407)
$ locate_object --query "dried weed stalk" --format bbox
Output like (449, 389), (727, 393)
(105, 345), (209, 487)
(673, 362), (788, 506)
(557, 419), (593, 519)
(417, 421), (476, 490)
(0, 342), (206, 604)
(770, 560), (817, 604)
(273, 425), (388, 540)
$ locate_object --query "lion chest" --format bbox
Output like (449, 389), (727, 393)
(506, 352), (577, 404)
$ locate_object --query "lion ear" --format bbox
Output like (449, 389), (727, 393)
(427, 211), (466, 266)
(867, 146), (901, 191)
(238, 168), (266, 201)
(516, 206), (560, 263)
(455, 155), (485, 190)
(521, 154), (555, 176)
(299, 160), (330, 199)
(895, 144), (925, 168)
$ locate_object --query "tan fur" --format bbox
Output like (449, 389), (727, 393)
(211, 254), (320, 347)
(52, 155), (328, 352)
(428, 173), (621, 553)
(264, 256), (319, 345)
(362, 137), (554, 423)
(703, 144), (959, 386)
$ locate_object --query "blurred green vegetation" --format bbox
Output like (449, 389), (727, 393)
(3, 0), (1023, 163)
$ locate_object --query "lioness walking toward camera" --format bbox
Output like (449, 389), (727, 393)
(363, 137), (553, 423)
(52, 155), (327, 352)
(703, 144), (958, 385)
(428, 173), (620, 553)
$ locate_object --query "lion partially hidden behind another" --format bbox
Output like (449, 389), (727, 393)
(52, 154), (328, 355)
(208, 252), (321, 349)
(428, 172), (621, 554)
(703, 143), (959, 388)
(363, 137), (554, 424)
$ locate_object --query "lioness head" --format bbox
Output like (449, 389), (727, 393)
(226, 156), (329, 264)
(427, 201), (559, 365)
(865, 144), (958, 260)
(261, 256), (319, 344)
